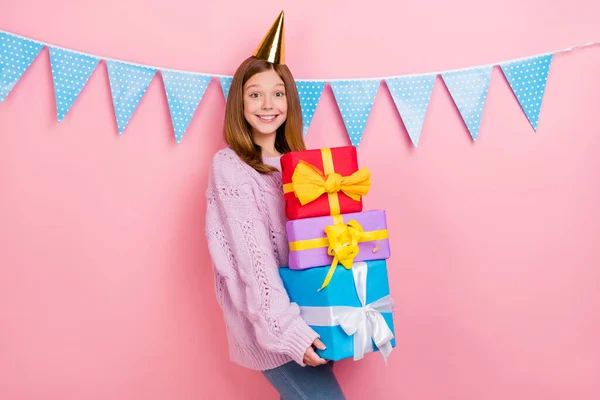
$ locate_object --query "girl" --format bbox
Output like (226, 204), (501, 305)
(204, 16), (347, 399)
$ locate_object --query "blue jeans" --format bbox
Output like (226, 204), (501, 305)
(262, 361), (346, 400)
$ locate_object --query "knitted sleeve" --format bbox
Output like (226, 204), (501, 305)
(205, 150), (319, 366)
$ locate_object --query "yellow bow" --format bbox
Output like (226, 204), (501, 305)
(318, 220), (382, 291)
(289, 161), (371, 206)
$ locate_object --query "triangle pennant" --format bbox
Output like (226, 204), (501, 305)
(385, 74), (436, 147)
(48, 47), (100, 122)
(219, 77), (232, 100)
(295, 80), (326, 137)
(442, 66), (493, 141)
(500, 54), (552, 131)
(106, 60), (155, 134)
(330, 79), (380, 147)
(0, 32), (44, 103)
(161, 70), (211, 143)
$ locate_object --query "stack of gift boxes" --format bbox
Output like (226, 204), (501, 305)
(278, 146), (396, 363)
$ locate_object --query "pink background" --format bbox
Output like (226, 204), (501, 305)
(1, 0), (599, 398)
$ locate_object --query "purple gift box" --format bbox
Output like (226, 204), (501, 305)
(286, 210), (391, 270)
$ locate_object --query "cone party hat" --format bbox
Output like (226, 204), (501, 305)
(253, 11), (285, 64)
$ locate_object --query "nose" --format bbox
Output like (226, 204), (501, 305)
(261, 96), (273, 110)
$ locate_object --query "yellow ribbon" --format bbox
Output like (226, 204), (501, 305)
(283, 149), (370, 215)
(307, 219), (387, 291)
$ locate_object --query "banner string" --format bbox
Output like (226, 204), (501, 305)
(2, 30), (598, 82)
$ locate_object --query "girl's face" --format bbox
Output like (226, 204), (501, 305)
(243, 69), (288, 137)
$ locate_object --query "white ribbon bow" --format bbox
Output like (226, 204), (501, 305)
(299, 261), (395, 362)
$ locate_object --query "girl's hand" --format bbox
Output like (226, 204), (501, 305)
(303, 338), (328, 367)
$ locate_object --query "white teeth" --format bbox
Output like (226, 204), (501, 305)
(258, 115), (276, 121)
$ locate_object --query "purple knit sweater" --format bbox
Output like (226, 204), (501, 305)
(204, 147), (319, 371)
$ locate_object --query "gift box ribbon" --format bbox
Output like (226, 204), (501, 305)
(298, 261), (395, 363)
(283, 148), (371, 215)
(289, 218), (388, 290)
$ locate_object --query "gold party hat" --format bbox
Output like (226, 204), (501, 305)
(253, 11), (285, 64)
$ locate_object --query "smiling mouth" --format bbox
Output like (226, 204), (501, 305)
(256, 115), (279, 122)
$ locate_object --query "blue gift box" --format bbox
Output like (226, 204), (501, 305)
(279, 260), (396, 362)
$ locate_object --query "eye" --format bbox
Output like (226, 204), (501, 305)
(248, 92), (260, 98)
(275, 91), (286, 97)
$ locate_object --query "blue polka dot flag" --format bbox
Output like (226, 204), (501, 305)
(219, 76), (232, 100)
(295, 80), (325, 137)
(500, 54), (552, 131)
(162, 71), (211, 143)
(48, 47), (100, 122)
(385, 74), (436, 147)
(330, 79), (380, 147)
(442, 66), (493, 141)
(0, 32), (44, 103)
(106, 60), (156, 135)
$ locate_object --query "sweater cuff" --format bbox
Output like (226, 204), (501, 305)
(281, 319), (320, 367)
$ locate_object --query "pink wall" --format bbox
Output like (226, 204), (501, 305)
(1, 1), (599, 399)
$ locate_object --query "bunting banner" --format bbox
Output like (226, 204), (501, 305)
(48, 47), (100, 122)
(0, 30), (598, 146)
(219, 76), (232, 101)
(296, 80), (326, 137)
(106, 61), (156, 134)
(330, 79), (380, 147)
(162, 70), (211, 143)
(385, 74), (436, 147)
(0, 32), (44, 102)
(500, 54), (553, 131)
(441, 66), (493, 141)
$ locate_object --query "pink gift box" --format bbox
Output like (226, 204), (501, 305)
(286, 210), (391, 270)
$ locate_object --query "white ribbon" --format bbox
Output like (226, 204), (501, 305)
(299, 262), (395, 362)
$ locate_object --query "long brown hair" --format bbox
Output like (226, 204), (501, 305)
(224, 56), (306, 174)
